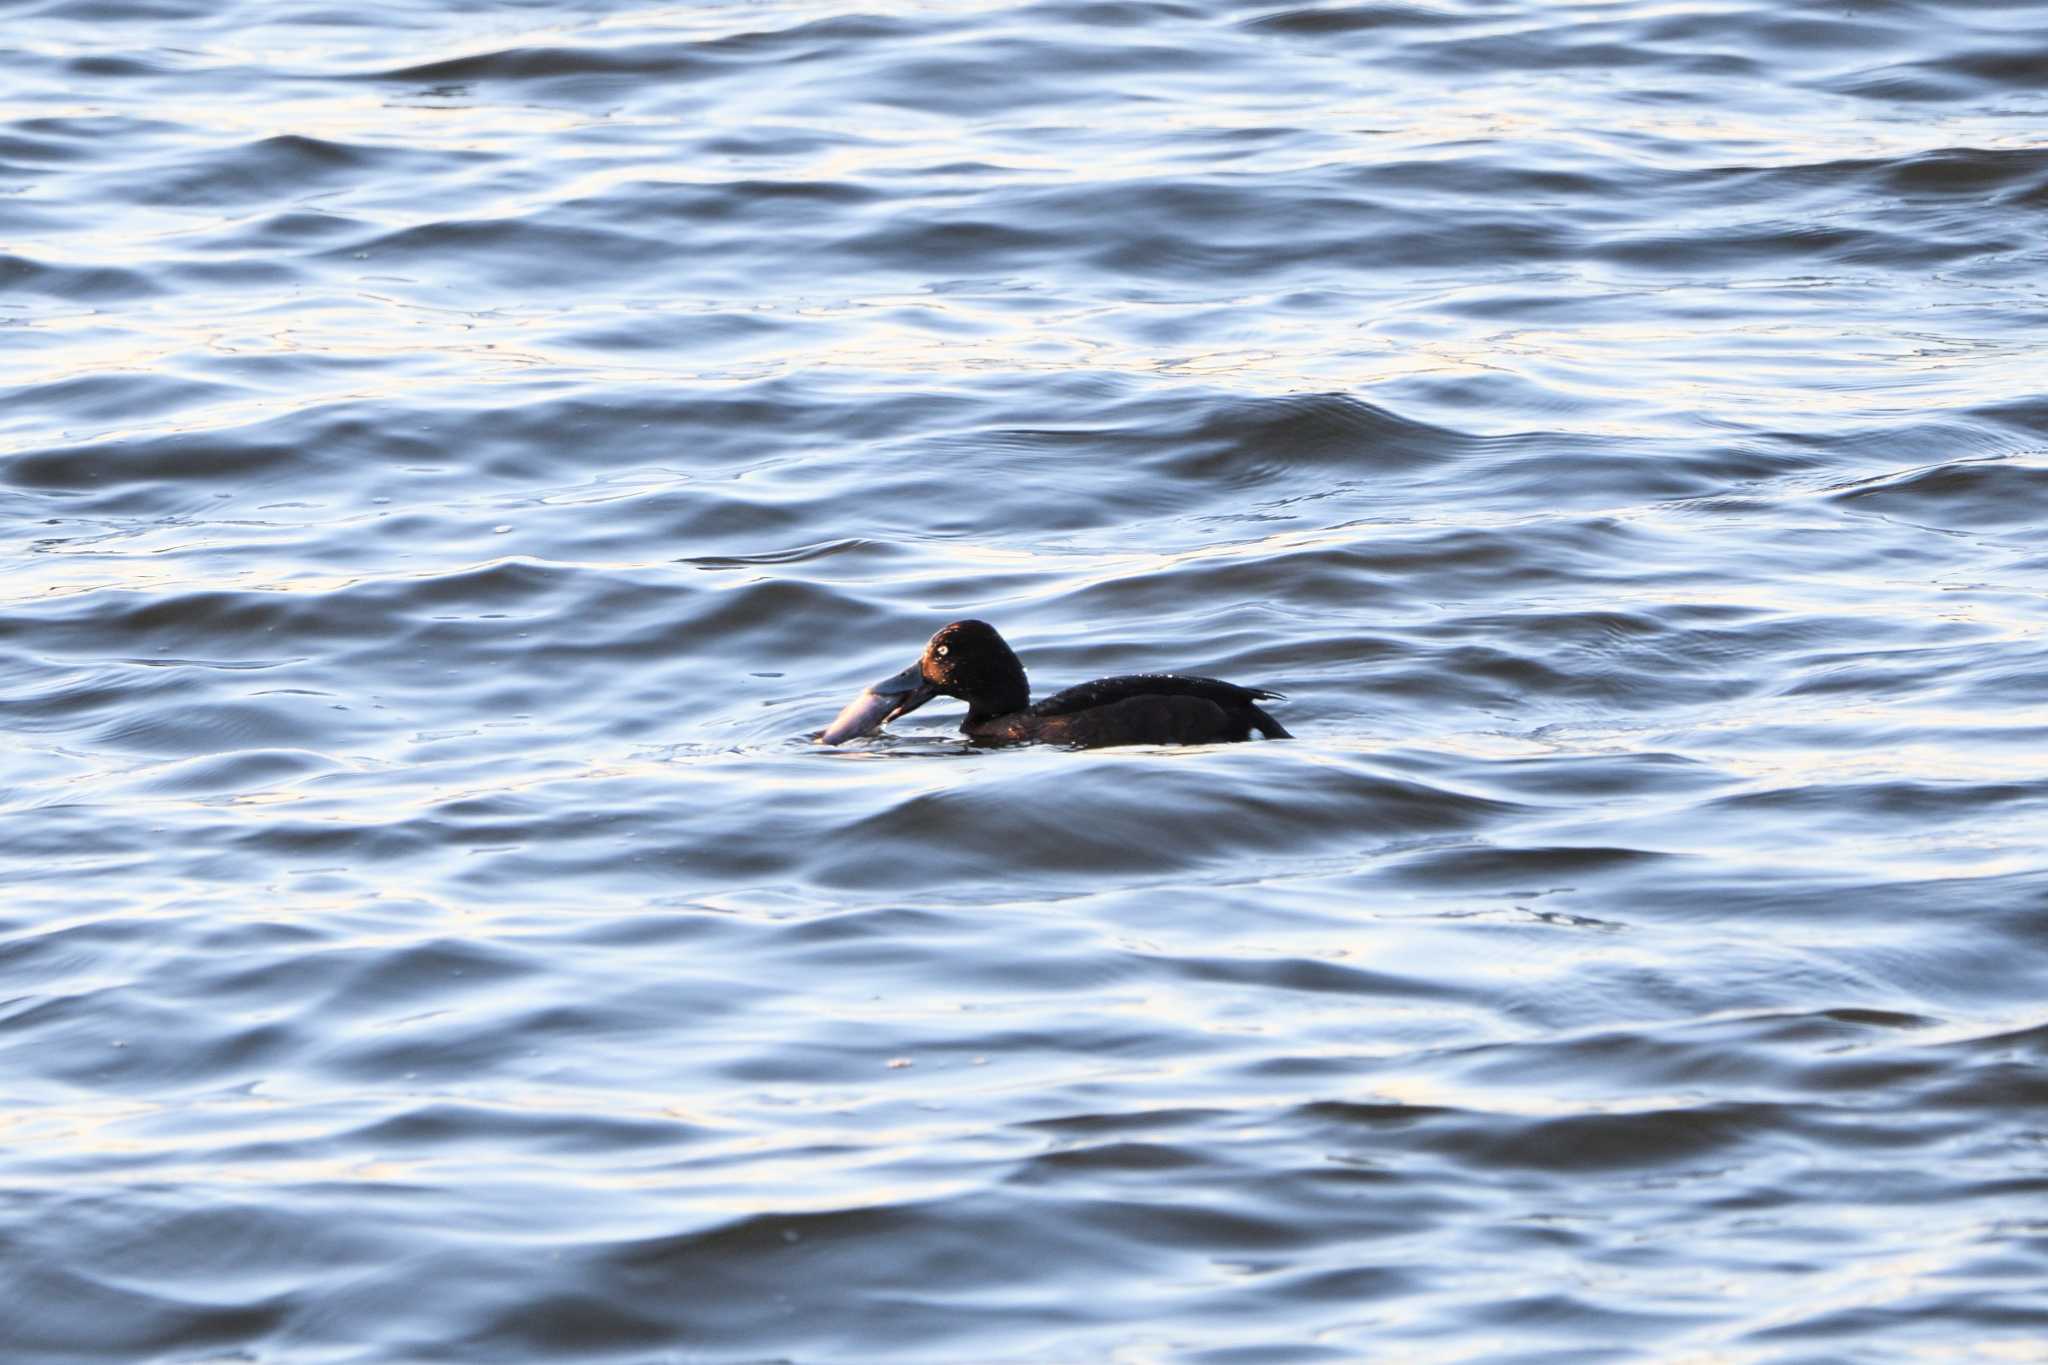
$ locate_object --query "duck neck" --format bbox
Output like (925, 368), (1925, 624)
(964, 675), (1029, 727)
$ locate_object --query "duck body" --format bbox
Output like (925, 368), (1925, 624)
(818, 620), (1290, 749)
(974, 674), (1289, 746)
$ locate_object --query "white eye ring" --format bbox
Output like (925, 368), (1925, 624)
(935, 644), (950, 657)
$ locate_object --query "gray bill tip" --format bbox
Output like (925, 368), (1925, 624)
(816, 661), (935, 745)
(817, 687), (901, 745)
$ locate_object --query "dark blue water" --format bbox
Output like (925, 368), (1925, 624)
(5, 0), (2047, 1359)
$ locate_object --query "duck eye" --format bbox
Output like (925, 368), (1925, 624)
(935, 644), (950, 657)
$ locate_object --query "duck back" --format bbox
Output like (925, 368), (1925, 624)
(965, 674), (1291, 747)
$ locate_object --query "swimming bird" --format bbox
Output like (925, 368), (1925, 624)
(818, 619), (1290, 748)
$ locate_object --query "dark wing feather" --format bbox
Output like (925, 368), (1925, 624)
(1028, 673), (1283, 718)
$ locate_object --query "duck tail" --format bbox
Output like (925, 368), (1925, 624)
(1249, 705), (1291, 740)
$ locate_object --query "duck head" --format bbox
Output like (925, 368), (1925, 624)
(818, 619), (1030, 743)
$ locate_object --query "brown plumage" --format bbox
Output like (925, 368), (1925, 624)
(818, 620), (1290, 748)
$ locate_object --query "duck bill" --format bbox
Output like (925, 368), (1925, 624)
(817, 662), (939, 744)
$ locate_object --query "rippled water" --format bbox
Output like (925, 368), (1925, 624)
(6, 0), (2048, 1359)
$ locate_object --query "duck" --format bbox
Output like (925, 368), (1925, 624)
(818, 619), (1290, 748)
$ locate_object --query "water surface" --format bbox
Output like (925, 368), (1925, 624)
(5, 0), (2048, 1359)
